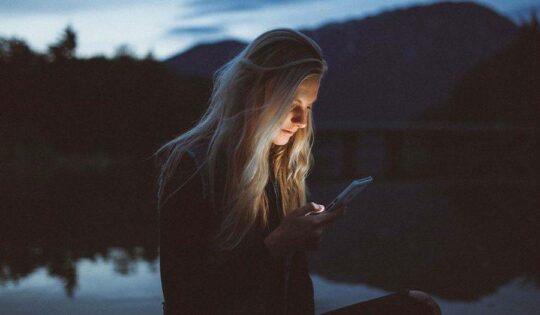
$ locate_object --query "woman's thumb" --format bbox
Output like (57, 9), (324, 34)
(294, 202), (323, 216)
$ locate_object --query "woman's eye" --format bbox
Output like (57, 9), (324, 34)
(290, 103), (312, 111)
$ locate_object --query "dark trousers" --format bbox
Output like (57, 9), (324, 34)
(162, 290), (442, 315)
(322, 290), (442, 315)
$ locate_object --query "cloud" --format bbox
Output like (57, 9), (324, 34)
(167, 25), (224, 36)
(0, 0), (155, 14)
(178, 0), (313, 19)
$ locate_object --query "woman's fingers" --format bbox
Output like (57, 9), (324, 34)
(333, 204), (346, 216)
(293, 202), (324, 217)
(310, 208), (343, 226)
(304, 228), (325, 250)
(274, 202), (348, 252)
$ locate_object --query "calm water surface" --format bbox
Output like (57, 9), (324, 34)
(1, 166), (539, 314)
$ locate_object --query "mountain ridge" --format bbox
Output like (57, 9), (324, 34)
(165, 1), (518, 125)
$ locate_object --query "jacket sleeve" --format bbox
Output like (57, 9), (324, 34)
(159, 153), (280, 314)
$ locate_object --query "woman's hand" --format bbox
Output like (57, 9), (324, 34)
(263, 202), (345, 258)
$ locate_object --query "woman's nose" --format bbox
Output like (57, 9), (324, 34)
(292, 108), (308, 128)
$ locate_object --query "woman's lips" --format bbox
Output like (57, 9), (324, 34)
(282, 129), (294, 135)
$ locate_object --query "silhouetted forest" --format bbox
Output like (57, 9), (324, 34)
(422, 16), (540, 123)
(1, 25), (211, 163)
(408, 16), (540, 178)
(2, 17), (538, 163)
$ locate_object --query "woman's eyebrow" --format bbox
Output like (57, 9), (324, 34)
(294, 98), (317, 104)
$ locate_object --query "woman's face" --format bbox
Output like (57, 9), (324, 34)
(272, 75), (320, 146)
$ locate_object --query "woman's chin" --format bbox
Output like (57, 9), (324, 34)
(272, 137), (290, 146)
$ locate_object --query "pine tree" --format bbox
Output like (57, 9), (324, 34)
(48, 25), (77, 62)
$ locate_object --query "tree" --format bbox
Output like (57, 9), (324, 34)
(143, 49), (156, 61)
(421, 15), (540, 123)
(0, 37), (42, 64)
(114, 43), (136, 59)
(48, 25), (77, 62)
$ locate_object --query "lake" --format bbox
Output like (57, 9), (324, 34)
(1, 164), (539, 314)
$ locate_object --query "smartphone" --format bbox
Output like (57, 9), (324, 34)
(307, 176), (373, 215)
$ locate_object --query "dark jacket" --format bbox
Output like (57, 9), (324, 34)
(159, 141), (314, 314)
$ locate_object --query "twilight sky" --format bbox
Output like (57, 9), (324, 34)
(0, 0), (537, 61)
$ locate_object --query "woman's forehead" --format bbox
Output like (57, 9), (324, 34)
(295, 77), (320, 100)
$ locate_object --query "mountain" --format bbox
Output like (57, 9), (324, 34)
(165, 2), (518, 125)
(165, 40), (246, 79)
(421, 18), (540, 123)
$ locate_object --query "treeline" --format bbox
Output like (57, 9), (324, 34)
(422, 16), (540, 123)
(405, 17), (540, 178)
(1, 18), (538, 163)
(1, 26), (211, 159)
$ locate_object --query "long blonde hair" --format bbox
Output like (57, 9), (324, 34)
(154, 28), (328, 250)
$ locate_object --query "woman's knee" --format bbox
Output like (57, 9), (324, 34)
(405, 290), (442, 315)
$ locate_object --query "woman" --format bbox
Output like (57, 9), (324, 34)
(155, 28), (441, 315)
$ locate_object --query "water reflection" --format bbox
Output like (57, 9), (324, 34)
(0, 254), (162, 315)
(2, 258), (540, 315)
(312, 275), (540, 315)
(1, 162), (539, 313)
(0, 163), (159, 297)
(308, 178), (540, 301)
